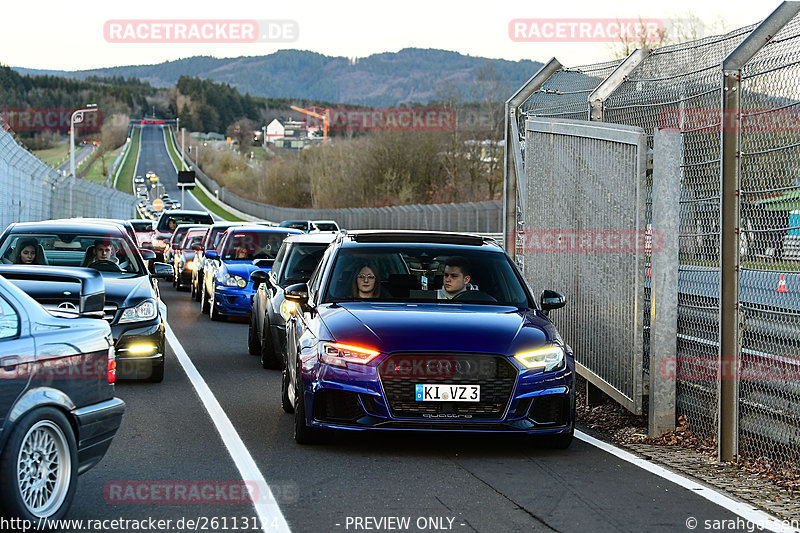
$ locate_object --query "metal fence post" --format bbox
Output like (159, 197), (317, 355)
(588, 49), (649, 121)
(649, 128), (681, 436)
(504, 58), (562, 258)
(717, 0), (800, 462)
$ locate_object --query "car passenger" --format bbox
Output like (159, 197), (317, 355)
(12, 238), (39, 264)
(235, 246), (250, 260)
(352, 264), (381, 299)
(437, 256), (471, 300)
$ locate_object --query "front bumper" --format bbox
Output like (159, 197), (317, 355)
(111, 320), (165, 380)
(213, 285), (256, 316)
(301, 353), (575, 435)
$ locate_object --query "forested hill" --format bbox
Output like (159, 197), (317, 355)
(13, 49), (543, 107)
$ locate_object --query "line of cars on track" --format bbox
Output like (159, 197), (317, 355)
(161, 217), (577, 449)
(0, 209), (576, 522)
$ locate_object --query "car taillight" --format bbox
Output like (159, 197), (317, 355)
(108, 345), (117, 384)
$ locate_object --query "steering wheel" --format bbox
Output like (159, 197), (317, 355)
(87, 260), (123, 272)
(453, 290), (497, 303)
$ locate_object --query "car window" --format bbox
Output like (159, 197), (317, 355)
(0, 295), (19, 339)
(0, 233), (142, 275)
(313, 222), (338, 232)
(157, 213), (213, 232)
(282, 244), (328, 284)
(271, 243), (288, 282)
(222, 231), (295, 261)
(322, 245), (531, 307)
(307, 246), (333, 304)
(279, 221), (309, 231)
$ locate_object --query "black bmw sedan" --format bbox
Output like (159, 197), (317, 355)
(0, 220), (173, 382)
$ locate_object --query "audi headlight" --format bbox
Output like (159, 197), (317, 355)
(514, 346), (565, 372)
(119, 299), (158, 323)
(224, 274), (247, 288)
(320, 342), (380, 368)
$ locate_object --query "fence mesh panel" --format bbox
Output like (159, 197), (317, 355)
(0, 127), (136, 228)
(509, 11), (800, 468)
(737, 14), (800, 469)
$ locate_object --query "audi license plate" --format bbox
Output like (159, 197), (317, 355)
(416, 384), (480, 402)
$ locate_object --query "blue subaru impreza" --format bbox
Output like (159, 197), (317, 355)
(282, 231), (574, 448)
(201, 226), (302, 320)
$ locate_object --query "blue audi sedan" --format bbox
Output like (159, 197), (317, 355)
(283, 231), (574, 448)
(201, 226), (303, 321)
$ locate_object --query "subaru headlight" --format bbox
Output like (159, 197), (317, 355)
(320, 342), (380, 368)
(119, 299), (158, 323)
(224, 274), (247, 288)
(514, 346), (565, 372)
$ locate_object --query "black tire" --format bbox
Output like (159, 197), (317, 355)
(260, 321), (280, 369)
(247, 314), (261, 355)
(201, 282), (210, 314)
(148, 361), (164, 383)
(293, 366), (322, 445)
(281, 362), (294, 413)
(194, 274), (203, 302)
(0, 408), (77, 521)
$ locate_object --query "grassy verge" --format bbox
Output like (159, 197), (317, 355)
(33, 139), (69, 167)
(164, 127), (245, 222)
(165, 126), (184, 171)
(189, 184), (246, 222)
(116, 127), (140, 193)
(81, 144), (126, 183)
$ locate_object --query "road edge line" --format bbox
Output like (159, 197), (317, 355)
(166, 324), (291, 533)
(576, 430), (798, 533)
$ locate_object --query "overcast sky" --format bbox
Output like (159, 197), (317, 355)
(2, 0), (779, 71)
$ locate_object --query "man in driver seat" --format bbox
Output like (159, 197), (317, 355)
(93, 239), (116, 263)
(87, 239), (131, 271)
(437, 256), (471, 300)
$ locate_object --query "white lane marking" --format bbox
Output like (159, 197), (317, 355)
(166, 324), (290, 533)
(576, 430), (798, 533)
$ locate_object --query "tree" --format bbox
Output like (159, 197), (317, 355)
(226, 118), (257, 154)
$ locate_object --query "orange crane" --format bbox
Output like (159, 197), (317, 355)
(290, 105), (329, 144)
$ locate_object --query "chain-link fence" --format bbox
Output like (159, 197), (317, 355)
(0, 126), (136, 228)
(507, 3), (800, 469)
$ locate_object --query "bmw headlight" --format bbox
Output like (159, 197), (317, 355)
(119, 299), (158, 323)
(224, 274), (247, 288)
(514, 346), (565, 372)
